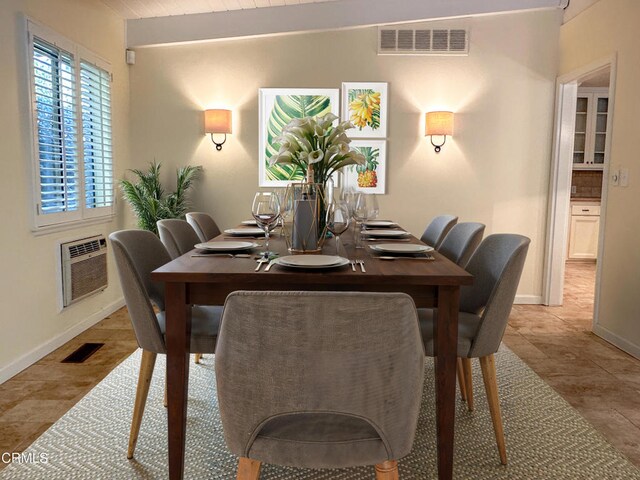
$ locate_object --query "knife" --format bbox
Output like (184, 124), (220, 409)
(264, 259), (277, 272)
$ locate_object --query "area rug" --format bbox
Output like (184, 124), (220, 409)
(1, 346), (638, 479)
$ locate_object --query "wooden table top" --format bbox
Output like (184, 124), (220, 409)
(152, 227), (473, 288)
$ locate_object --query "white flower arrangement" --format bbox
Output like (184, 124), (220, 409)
(268, 113), (366, 184)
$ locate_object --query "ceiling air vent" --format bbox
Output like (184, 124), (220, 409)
(378, 22), (469, 56)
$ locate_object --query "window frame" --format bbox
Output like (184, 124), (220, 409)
(26, 19), (115, 231)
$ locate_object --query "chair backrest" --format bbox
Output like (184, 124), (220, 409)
(186, 212), (221, 243)
(420, 215), (458, 248)
(216, 291), (425, 462)
(109, 230), (169, 354)
(157, 218), (201, 259)
(460, 234), (530, 358)
(437, 222), (485, 267)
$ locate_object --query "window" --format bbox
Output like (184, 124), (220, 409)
(28, 21), (114, 229)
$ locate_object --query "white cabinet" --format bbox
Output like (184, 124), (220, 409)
(573, 88), (609, 170)
(568, 203), (600, 260)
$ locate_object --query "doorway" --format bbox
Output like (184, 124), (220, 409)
(543, 56), (616, 335)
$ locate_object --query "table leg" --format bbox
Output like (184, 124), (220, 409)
(166, 282), (192, 480)
(434, 285), (460, 480)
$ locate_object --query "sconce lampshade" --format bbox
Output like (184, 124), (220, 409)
(204, 109), (232, 134)
(425, 111), (454, 136)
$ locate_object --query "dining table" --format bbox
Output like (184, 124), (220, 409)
(151, 224), (473, 480)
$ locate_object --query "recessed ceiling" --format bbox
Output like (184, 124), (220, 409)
(100, 0), (339, 20)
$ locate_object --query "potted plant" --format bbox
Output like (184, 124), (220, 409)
(120, 161), (200, 235)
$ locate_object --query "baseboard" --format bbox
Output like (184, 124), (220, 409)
(593, 323), (640, 360)
(515, 295), (543, 305)
(0, 297), (125, 385)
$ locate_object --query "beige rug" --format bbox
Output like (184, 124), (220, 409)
(1, 346), (638, 479)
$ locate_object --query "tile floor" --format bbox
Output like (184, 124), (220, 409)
(0, 261), (639, 471)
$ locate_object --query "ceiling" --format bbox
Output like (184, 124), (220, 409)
(100, 0), (339, 20)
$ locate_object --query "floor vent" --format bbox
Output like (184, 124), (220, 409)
(378, 20), (470, 56)
(61, 343), (104, 363)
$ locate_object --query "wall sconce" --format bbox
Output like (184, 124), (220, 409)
(425, 111), (454, 153)
(204, 109), (232, 151)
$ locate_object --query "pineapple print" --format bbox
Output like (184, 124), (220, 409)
(354, 147), (379, 188)
(348, 89), (381, 130)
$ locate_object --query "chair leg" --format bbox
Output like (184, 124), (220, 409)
(128, 350), (156, 459)
(375, 460), (399, 480)
(457, 357), (467, 402)
(195, 353), (203, 364)
(163, 375), (168, 408)
(461, 357), (474, 411)
(479, 354), (507, 465)
(237, 457), (261, 480)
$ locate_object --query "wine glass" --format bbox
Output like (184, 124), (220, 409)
(275, 187), (293, 236)
(326, 201), (351, 257)
(353, 193), (379, 248)
(252, 191), (280, 257)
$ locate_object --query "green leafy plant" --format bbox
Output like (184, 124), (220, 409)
(120, 161), (201, 235)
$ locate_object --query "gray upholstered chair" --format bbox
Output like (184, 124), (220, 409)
(437, 222), (486, 267)
(216, 291), (425, 480)
(109, 229), (221, 459)
(186, 211), (221, 242)
(157, 218), (201, 260)
(419, 234), (530, 465)
(420, 215), (458, 248)
(157, 218), (212, 364)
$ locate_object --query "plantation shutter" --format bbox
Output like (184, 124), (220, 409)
(32, 36), (79, 216)
(80, 61), (113, 211)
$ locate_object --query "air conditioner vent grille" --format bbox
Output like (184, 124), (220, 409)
(68, 239), (101, 259)
(60, 235), (108, 307)
(378, 23), (469, 56)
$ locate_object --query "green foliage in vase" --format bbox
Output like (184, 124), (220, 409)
(265, 95), (333, 181)
(119, 161), (200, 235)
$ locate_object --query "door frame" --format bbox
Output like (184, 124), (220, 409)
(542, 54), (617, 329)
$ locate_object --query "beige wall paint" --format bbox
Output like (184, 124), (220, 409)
(0, 0), (129, 376)
(129, 9), (561, 301)
(560, 0), (640, 353)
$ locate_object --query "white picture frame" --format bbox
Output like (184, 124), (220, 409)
(258, 88), (339, 187)
(342, 140), (387, 194)
(341, 82), (388, 138)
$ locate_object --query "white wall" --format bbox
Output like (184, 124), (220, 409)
(560, 0), (640, 357)
(128, 9), (561, 303)
(0, 0), (129, 381)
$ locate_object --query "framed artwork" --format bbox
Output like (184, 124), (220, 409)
(341, 82), (388, 138)
(259, 88), (339, 187)
(342, 140), (386, 194)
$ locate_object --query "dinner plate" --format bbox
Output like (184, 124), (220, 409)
(241, 219), (258, 226)
(362, 229), (409, 237)
(370, 243), (434, 254)
(363, 220), (398, 228)
(194, 241), (258, 251)
(224, 227), (265, 236)
(276, 255), (349, 269)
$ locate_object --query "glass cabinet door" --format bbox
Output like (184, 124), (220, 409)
(573, 96), (589, 165)
(593, 97), (608, 165)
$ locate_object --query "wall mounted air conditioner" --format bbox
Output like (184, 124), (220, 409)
(378, 20), (470, 56)
(61, 235), (108, 307)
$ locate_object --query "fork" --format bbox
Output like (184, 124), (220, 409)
(191, 253), (251, 258)
(357, 259), (366, 272)
(350, 260), (357, 272)
(255, 257), (269, 271)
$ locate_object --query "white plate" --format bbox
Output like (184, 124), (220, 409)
(363, 229), (409, 237)
(241, 219), (258, 226)
(224, 228), (265, 236)
(195, 241), (258, 251)
(370, 244), (434, 254)
(276, 255), (349, 269)
(363, 220), (398, 228)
